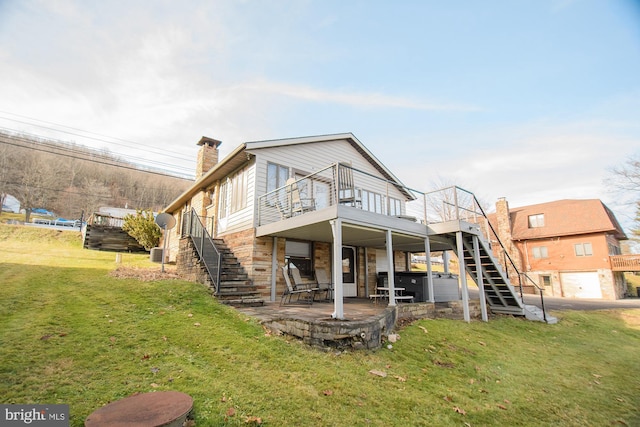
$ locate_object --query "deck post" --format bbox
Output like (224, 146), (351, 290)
(424, 236), (435, 303)
(330, 219), (344, 319)
(473, 235), (488, 321)
(443, 251), (450, 274)
(386, 229), (396, 306)
(456, 231), (471, 322)
(364, 247), (370, 298)
(271, 237), (278, 302)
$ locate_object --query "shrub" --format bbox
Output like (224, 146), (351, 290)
(122, 209), (162, 250)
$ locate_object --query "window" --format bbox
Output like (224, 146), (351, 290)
(360, 190), (402, 216)
(574, 243), (593, 257)
(532, 246), (548, 259)
(285, 240), (313, 278)
(540, 275), (551, 287)
(267, 162), (289, 193)
(230, 167), (248, 212)
(219, 180), (228, 219)
(218, 166), (249, 218)
(528, 214), (545, 228)
(608, 243), (621, 255)
(388, 198), (402, 216)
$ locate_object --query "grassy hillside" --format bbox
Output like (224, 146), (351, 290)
(1, 224), (639, 426)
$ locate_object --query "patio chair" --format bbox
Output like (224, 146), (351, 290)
(314, 268), (333, 300)
(280, 266), (315, 306)
(286, 178), (315, 216)
(337, 163), (361, 207)
(290, 267), (324, 300)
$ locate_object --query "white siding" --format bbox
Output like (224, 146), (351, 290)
(251, 139), (407, 202)
(217, 161), (256, 236)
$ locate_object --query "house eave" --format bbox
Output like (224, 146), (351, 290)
(164, 143), (248, 213)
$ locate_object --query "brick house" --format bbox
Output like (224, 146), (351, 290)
(489, 198), (628, 300)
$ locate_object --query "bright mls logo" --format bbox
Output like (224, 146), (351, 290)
(1, 405), (69, 426)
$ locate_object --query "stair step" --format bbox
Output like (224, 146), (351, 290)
(220, 298), (265, 307)
(218, 286), (259, 293)
(490, 306), (525, 315)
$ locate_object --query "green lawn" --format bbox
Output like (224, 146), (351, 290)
(1, 224), (639, 426)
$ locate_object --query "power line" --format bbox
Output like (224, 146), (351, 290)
(0, 126), (194, 178)
(0, 110), (196, 164)
(0, 132), (195, 181)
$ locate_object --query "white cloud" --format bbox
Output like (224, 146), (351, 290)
(235, 80), (483, 112)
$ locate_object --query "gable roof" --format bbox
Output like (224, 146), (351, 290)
(165, 132), (410, 213)
(506, 199), (627, 241)
(244, 132), (404, 185)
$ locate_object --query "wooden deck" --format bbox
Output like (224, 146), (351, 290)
(611, 254), (640, 272)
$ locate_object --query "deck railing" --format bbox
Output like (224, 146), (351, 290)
(257, 162), (427, 227)
(610, 254), (640, 272)
(87, 213), (125, 228)
(181, 208), (222, 294)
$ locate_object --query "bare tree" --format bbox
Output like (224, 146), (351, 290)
(607, 155), (640, 240)
(0, 131), (191, 220)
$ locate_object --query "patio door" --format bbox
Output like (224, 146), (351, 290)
(342, 246), (357, 297)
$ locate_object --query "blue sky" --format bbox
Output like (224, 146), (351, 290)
(0, 0), (639, 230)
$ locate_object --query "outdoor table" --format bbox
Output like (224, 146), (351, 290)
(376, 287), (414, 303)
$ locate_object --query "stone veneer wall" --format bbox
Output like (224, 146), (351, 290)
(264, 307), (397, 350)
(263, 300), (485, 351)
(176, 238), (209, 286)
(216, 228), (274, 297)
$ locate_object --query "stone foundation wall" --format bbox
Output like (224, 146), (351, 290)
(263, 300), (486, 351)
(176, 238), (209, 286)
(263, 307), (397, 351)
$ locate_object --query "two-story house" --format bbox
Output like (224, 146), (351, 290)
(489, 198), (628, 300)
(163, 133), (551, 322)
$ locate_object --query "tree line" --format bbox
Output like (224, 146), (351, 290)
(0, 131), (192, 222)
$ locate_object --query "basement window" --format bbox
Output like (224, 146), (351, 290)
(540, 275), (551, 287)
(285, 240), (313, 278)
(528, 214), (545, 228)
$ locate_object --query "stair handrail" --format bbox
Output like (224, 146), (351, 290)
(182, 208), (222, 295)
(467, 193), (548, 323)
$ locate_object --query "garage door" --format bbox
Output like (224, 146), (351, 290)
(560, 272), (602, 299)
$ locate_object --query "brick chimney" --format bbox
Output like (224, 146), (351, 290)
(495, 197), (512, 243)
(495, 197), (524, 273)
(196, 136), (222, 179)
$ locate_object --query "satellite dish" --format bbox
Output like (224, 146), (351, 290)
(155, 213), (176, 229)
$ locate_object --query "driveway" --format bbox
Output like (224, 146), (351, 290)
(468, 288), (640, 311)
(522, 294), (640, 311)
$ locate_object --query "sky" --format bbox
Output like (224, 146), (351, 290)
(0, 0), (639, 231)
